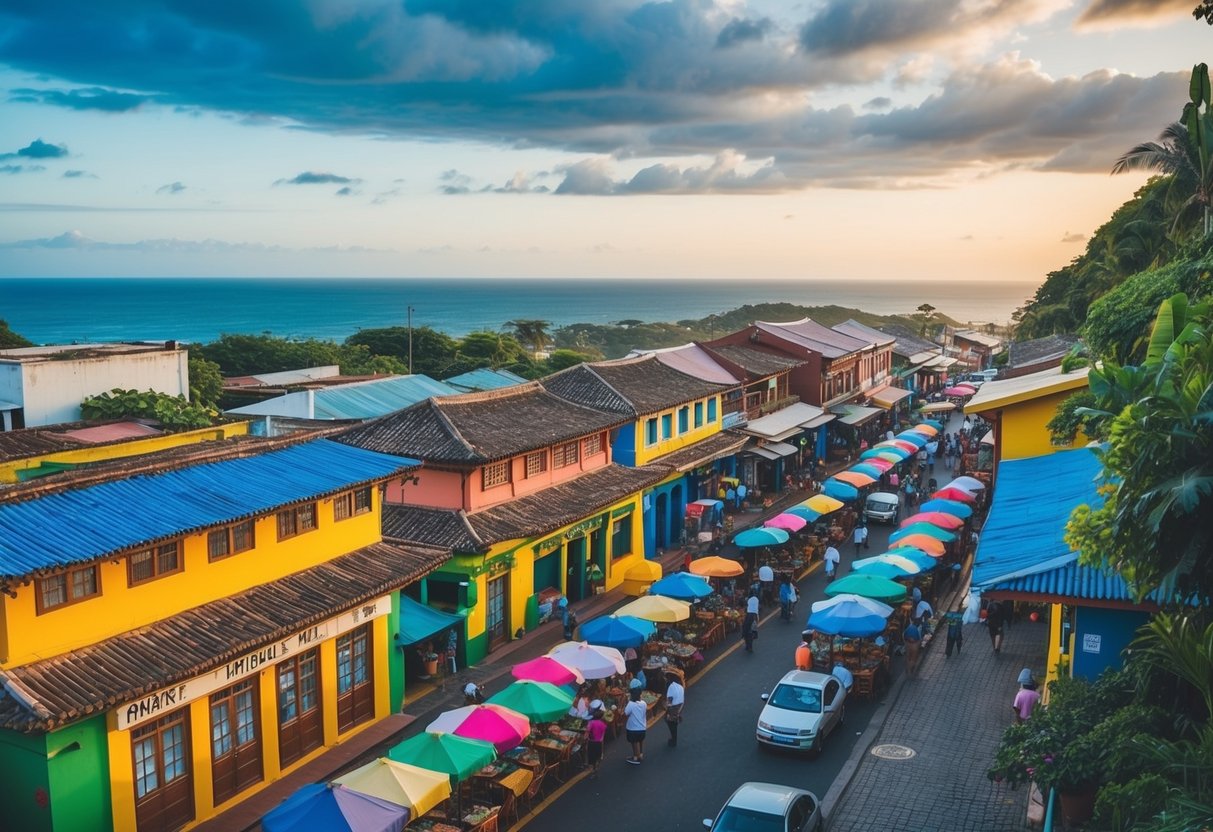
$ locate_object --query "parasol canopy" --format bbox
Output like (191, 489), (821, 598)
(824, 573), (908, 605)
(387, 732), (496, 785)
(918, 401), (956, 414)
(919, 498), (973, 519)
(822, 478), (859, 501)
(852, 553), (924, 578)
(877, 439), (919, 454)
(426, 704), (530, 753)
(649, 572), (714, 600)
(932, 487), (976, 503)
(577, 614), (655, 649)
(832, 469), (877, 488)
(807, 593), (895, 637)
(943, 386), (975, 397)
(764, 512), (808, 532)
(486, 680), (575, 723)
(891, 535), (946, 556)
(803, 494), (846, 514)
(860, 457), (894, 472)
(548, 641), (628, 678)
(920, 418), (944, 430)
(734, 527), (790, 547)
(262, 783), (409, 832)
(889, 523), (957, 543)
(895, 431), (928, 447)
(614, 595), (692, 623)
(861, 448), (908, 462)
(946, 475), (987, 493)
(688, 556), (744, 578)
(784, 505), (822, 523)
(333, 759), (452, 819)
(869, 548), (937, 570)
(900, 511), (965, 530)
(909, 423), (939, 437)
(511, 655), (583, 686)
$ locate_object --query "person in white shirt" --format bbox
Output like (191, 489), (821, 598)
(743, 592), (760, 652)
(664, 672), (685, 747)
(824, 545), (841, 578)
(852, 523), (869, 554)
(624, 687), (649, 764)
(831, 662), (854, 693)
(757, 562), (775, 606)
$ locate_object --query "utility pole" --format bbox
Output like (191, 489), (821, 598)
(407, 305), (414, 375)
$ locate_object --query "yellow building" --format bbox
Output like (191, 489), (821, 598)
(964, 365), (1091, 462)
(0, 436), (445, 832)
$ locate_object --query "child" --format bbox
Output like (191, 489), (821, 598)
(586, 707), (608, 777)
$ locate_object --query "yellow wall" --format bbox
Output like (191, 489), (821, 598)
(0, 422), (251, 483)
(999, 391), (1088, 460)
(2, 489), (383, 666)
(106, 618), (392, 831)
(633, 394), (722, 466)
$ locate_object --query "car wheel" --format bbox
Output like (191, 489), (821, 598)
(811, 734), (822, 755)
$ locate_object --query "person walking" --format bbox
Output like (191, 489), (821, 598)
(853, 522), (869, 555)
(586, 706), (608, 777)
(624, 687), (649, 764)
(758, 562), (775, 607)
(736, 482), (748, 509)
(944, 605), (964, 657)
(985, 600), (1006, 654)
(823, 544), (840, 579)
(778, 579), (794, 622)
(903, 620), (923, 678)
(664, 671), (685, 747)
(742, 591), (760, 652)
(562, 603), (578, 641)
(1012, 669), (1041, 723)
(795, 630), (814, 670)
(925, 439), (938, 472)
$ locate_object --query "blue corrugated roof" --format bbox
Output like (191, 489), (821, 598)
(312, 376), (458, 420)
(990, 561), (1172, 604)
(0, 439), (419, 578)
(444, 368), (527, 392)
(972, 448), (1103, 591)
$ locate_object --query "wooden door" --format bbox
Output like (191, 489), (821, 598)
(210, 678), (263, 806)
(336, 624), (374, 733)
(132, 708), (194, 832)
(486, 574), (509, 651)
(277, 647), (323, 768)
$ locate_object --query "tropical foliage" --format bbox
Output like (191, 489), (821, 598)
(188, 356), (224, 409)
(82, 388), (217, 431)
(0, 319), (32, 349)
(195, 333), (407, 377)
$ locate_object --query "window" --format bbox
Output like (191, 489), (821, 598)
(334, 486), (373, 521)
(694, 402), (704, 427)
(207, 520), (256, 562)
(276, 504), (317, 541)
(678, 406), (689, 433)
(583, 433), (603, 456)
(661, 413), (672, 440)
(132, 708), (194, 831)
(645, 418), (658, 446)
(525, 451), (547, 478)
(36, 563), (100, 613)
(482, 460), (511, 489)
(553, 441), (580, 469)
(611, 516), (633, 559)
(707, 398), (718, 423)
(129, 541), (182, 586)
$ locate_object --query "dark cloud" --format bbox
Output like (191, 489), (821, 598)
(156, 181), (186, 194)
(1077, 0), (1190, 25)
(1061, 231), (1086, 243)
(799, 0), (960, 56)
(62, 169), (96, 178)
(1, 139), (69, 161)
(335, 186), (355, 196)
(716, 17), (772, 48)
(1, 163), (46, 174)
(864, 97), (892, 110)
(10, 86), (155, 112)
(276, 171), (358, 186)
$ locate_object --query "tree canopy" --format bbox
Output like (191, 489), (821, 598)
(0, 319), (32, 349)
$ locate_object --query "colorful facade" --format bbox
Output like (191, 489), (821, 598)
(964, 365), (1092, 462)
(0, 437), (444, 832)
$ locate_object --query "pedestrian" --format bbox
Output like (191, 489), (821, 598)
(788, 582), (798, 615)
(853, 522), (869, 555)
(664, 671), (684, 747)
(795, 630), (813, 670)
(985, 600), (1005, 654)
(1012, 671), (1041, 723)
(904, 479), (917, 507)
(717, 483), (727, 501)
(736, 481), (748, 509)
(623, 644), (641, 676)
(624, 687), (649, 764)
(725, 484), (736, 509)
(562, 603), (578, 641)
(888, 470), (900, 490)
(926, 439), (938, 472)
(915, 597), (934, 634)
(586, 706), (608, 777)
(742, 590), (760, 652)
(823, 544), (840, 578)
(831, 662), (854, 694)
(758, 562), (775, 607)
(944, 605), (964, 657)
(903, 620), (923, 678)
(779, 579), (794, 622)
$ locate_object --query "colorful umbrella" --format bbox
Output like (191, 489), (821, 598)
(486, 680), (575, 723)
(577, 614), (656, 649)
(824, 573), (908, 605)
(932, 487), (976, 503)
(334, 759), (452, 819)
(895, 431), (928, 446)
(869, 548), (937, 570)
(650, 572), (714, 600)
(943, 386), (975, 397)
(688, 555), (744, 578)
(511, 655), (584, 686)
(920, 419), (944, 430)
(386, 732), (497, 784)
(834, 470), (877, 487)
(918, 401), (956, 413)
(919, 498), (973, 519)
(807, 593), (895, 637)
(548, 641), (628, 678)
(764, 512), (808, 532)
(877, 439), (919, 453)
(852, 553), (924, 577)
(426, 705), (531, 753)
(784, 505), (822, 523)
(822, 478), (859, 501)
(850, 462), (887, 477)
(263, 784), (409, 832)
(910, 424), (939, 436)
(734, 527), (790, 547)
(900, 511), (965, 530)
(891, 535), (946, 556)
(614, 595), (692, 623)
(803, 494), (845, 514)
(946, 475), (987, 492)
(860, 458), (894, 472)
(860, 448), (905, 462)
(889, 523), (957, 543)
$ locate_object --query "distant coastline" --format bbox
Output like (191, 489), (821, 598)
(0, 277), (1035, 346)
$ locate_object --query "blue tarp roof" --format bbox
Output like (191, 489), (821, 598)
(312, 376), (458, 420)
(971, 448), (1103, 591)
(0, 439), (419, 578)
(444, 368), (527, 392)
(397, 595), (465, 645)
(990, 561), (1174, 605)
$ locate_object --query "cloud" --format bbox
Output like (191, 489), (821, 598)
(62, 169), (96, 179)
(1061, 231), (1086, 243)
(275, 171), (358, 186)
(9, 86), (154, 112)
(864, 97), (892, 111)
(0, 230), (388, 254)
(335, 186), (356, 196)
(156, 181), (186, 194)
(716, 18), (773, 48)
(1, 164), (45, 174)
(1, 139), (69, 161)
(439, 169), (474, 195)
(555, 151), (784, 195)
(1076, 0), (1190, 27)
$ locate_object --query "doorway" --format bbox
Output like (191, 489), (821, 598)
(655, 492), (668, 550)
(566, 536), (587, 602)
(486, 574), (510, 651)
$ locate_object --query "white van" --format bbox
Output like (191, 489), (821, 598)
(864, 492), (900, 524)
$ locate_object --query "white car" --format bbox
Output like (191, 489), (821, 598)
(863, 491), (899, 524)
(703, 782), (822, 832)
(756, 670), (847, 753)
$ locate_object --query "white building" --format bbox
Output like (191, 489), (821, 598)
(0, 342), (190, 430)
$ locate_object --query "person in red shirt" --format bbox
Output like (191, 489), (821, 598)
(795, 630), (814, 670)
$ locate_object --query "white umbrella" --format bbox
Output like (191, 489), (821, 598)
(810, 593), (895, 617)
(851, 553), (924, 576)
(547, 641), (627, 679)
(946, 475), (986, 493)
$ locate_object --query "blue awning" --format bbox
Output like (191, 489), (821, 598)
(398, 595), (465, 645)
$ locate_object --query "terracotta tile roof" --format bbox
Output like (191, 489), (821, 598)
(333, 382), (625, 464)
(382, 504), (485, 552)
(0, 428), (87, 463)
(644, 431), (751, 472)
(702, 345), (805, 379)
(543, 355), (733, 417)
(0, 541), (450, 733)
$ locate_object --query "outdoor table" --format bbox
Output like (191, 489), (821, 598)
(721, 608), (743, 633)
(462, 804), (500, 832)
(505, 747), (544, 772)
(411, 818), (464, 832)
(558, 716), (586, 732)
(472, 759), (533, 799)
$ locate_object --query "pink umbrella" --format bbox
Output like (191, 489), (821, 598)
(944, 385), (976, 397)
(511, 655), (584, 686)
(900, 511), (965, 530)
(863, 457), (894, 472)
(764, 513), (808, 532)
(878, 439), (919, 453)
(426, 704), (531, 753)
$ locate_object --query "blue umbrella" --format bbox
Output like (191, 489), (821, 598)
(919, 419), (944, 430)
(263, 784), (409, 832)
(895, 431), (927, 447)
(852, 553), (924, 578)
(649, 572), (714, 600)
(919, 498), (974, 519)
(870, 548), (937, 570)
(850, 561), (912, 580)
(850, 463), (885, 478)
(579, 615), (656, 649)
(822, 478), (859, 501)
(889, 523), (957, 543)
(784, 505), (822, 522)
(807, 594), (895, 638)
(734, 527), (790, 547)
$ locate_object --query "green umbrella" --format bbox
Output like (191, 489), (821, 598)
(386, 731), (497, 785)
(889, 523), (957, 543)
(486, 680), (574, 723)
(824, 573), (908, 605)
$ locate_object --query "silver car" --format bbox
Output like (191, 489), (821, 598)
(703, 782), (822, 832)
(756, 670), (847, 753)
(864, 491), (899, 524)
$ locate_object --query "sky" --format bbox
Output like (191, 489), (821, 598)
(0, 0), (1207, 282)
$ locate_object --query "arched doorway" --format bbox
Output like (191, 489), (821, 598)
(670, 484), (684, 547)
(655, 492), (668, 550)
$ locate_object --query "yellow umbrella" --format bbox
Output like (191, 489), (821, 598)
(333, 758), (452, 817)
(803, 494), (845, 515)
(891, 535), (946, 556)
(688, 556), (744, 578)
(620, 559), (663, 596)
(834, 469), (878, 487)
(910, 424), (939, 436)
(615, 595), (691, 622)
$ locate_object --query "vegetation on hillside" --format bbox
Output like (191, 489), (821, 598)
(0, 319), (32, 349)
(81, 388), (217, 431)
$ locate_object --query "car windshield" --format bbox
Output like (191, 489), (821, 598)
(769, 683), (822, 713)
(713, 806), (785, 832)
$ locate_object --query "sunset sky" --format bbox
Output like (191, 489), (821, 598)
(0, 0), (1206, 282)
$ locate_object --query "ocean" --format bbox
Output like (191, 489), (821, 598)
(0, 277), (1036, 345)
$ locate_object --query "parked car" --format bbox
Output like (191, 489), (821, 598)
(863, 491), (900, 524)
(703, 782), (822, 832)
(756, 670), (847, 753)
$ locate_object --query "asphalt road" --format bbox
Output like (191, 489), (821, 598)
(524, 518), (902, 832)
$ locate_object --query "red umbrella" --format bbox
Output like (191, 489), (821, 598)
(900, 511), (965, 530)
(864, 458), (894, 472)
(877, 439), (919, 453)
(932, 487), (976, 503)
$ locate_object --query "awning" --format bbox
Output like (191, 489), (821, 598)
(800, 414), (836, 430)
(868, 387), (912, 409)
(832, 405), (884, 426)
(740, 402), (829, 441)
(745, 441), (799, 461)
(919, 401), (956, 413)
(398, 595), (466, 645)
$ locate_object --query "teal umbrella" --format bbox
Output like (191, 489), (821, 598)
(784, 505), (822, 522)
(889, 523), (957, 543)
(734, 527), (789, 547)
(870, 548), (936, 571)
(895, 431), (927, 447)
(824, 573), (908, 604)
(387, 732), (496, 785)
(822, 478), (859, 501)
(486, 680), (574, 723)
(919, 498), (973, 519)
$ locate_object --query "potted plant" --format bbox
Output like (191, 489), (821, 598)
(422, 650), (440, 678)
